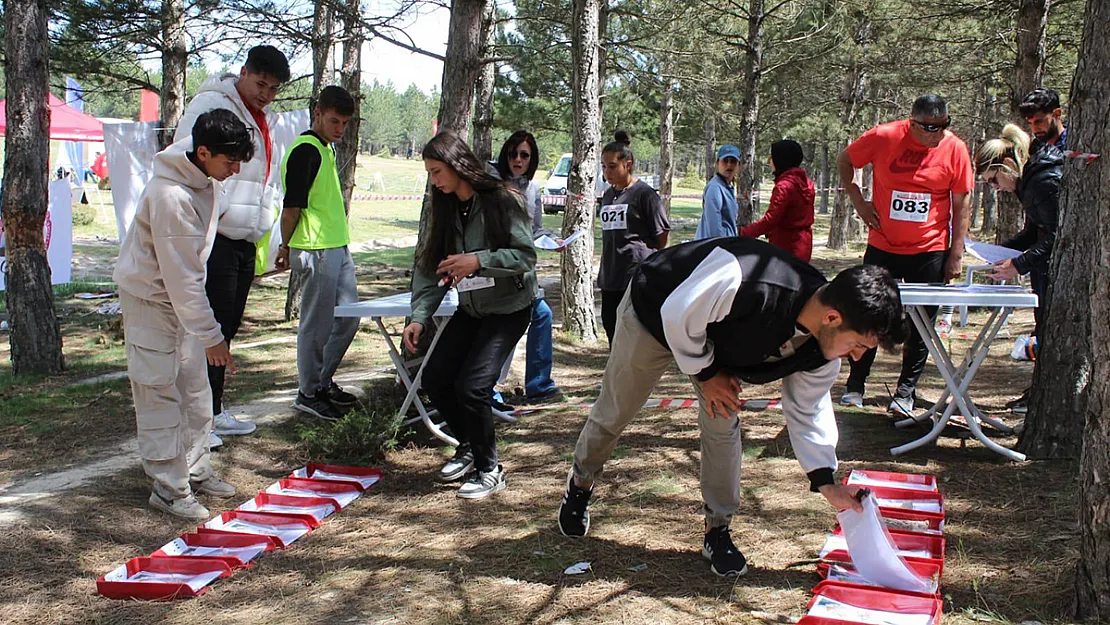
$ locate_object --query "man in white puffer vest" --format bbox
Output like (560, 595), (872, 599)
(173, 45), (290, 444)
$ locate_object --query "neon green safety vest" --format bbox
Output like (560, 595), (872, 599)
(281, 133), (350, 250)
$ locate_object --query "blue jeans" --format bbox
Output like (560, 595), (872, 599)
(490, 297), (559, 402)
(525, 298), (558, 398)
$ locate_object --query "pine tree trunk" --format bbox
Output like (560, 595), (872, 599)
(1020, 0), (1098, 460)
(735, 0), (764, 226)
(158, 0), (186, 150)
(311, 0), (333, 101)
(562, 0), (601, 342)
(337, 0), (362, 211)
(657, 81), (675, 216)
(417, 0), (487, 249)
(981, 186), (997, 233)
(472, 1), (496, 162)
(704, 115), (716, 183)
(3, 0), (65, 375)
(1072, 0), (1110, 614)
(288, 0), (334, 322)
(819, 141), (831, 215)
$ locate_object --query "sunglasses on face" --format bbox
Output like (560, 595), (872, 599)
(913, 118), (951, 133)
(510, 150), (531, 160)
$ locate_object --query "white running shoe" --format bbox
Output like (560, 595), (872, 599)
(208, 432), (224, 450)
(213, 409), (257, 436)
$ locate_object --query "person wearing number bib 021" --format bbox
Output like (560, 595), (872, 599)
(835, 94), (974, 416)
(597, 130), (671, 344)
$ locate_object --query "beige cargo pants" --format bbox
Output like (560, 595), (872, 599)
(120, 291), (215, 501)
(570, 287), (745, 528)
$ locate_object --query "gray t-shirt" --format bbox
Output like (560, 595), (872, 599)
(597, 179), (670, 291)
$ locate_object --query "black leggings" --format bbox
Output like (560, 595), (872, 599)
(846, 245), (948, 399)
(601, 289), (624, 346)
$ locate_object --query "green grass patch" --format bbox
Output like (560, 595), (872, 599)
(352, 246), (416, 268)
(634, 470), (686, 499)
(294, 378), (403, 465)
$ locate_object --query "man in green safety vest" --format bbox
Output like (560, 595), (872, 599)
(276, 85), (360, 422)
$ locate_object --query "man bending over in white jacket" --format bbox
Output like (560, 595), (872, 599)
(557, 238), (907, 576)
(173, 45), (291, 444)
(116, 109), (254, 520)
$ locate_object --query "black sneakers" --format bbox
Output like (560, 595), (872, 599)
(702, 526), (748, 577)
(456, 465), (506, 499)
(293, 391), (343, 421)
(326, 382), (358, 408)
(437, 444), (475, 482)
(558, 476), (593, 537)
(523, 387), (566, 405)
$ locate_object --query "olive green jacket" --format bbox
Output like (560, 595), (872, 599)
(411, 190), (538, 325)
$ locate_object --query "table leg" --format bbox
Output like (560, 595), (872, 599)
(891, 306), (1025, 461)
(376, 316), (459, 447)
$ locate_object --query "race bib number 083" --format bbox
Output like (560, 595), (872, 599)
(599, 203), (628, 230)
(889, 190), (932, 223)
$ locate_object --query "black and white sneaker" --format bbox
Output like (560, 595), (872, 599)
(702, 526), (748, 577)
(293, 392), (343, 421)
(437, 444), (475, 482)
(558, 475), (593, 537)
(456, 465), (506, 499)
(326, 382), (358, 408)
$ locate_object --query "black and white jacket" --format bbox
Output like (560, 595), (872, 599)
(630, 237), (841, 489)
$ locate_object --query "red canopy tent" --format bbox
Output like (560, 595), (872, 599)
(0, 92), (104, 141)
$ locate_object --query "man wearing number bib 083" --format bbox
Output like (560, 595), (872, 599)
(835, 94), (974, 416)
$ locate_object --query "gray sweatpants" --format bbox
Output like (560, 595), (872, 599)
(570, 286), (744, 528)
(291, 246), (360, 396)
(120, 290), (215, 501)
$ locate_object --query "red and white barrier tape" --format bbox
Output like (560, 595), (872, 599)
(508, 396), (781, 416)
(351, 193), (425, 201)
(1063, 150), (1101, 162)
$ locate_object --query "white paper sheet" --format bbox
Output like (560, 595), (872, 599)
(820, 534), (932, 560)
(204, 517), (309, 547)
(827, 563), (939, 593)
(833, 496), (935, 593)
(847, 473), (937, 492)
(104, 564), (223, 592)
(534, 229), (586, 250)
(875, 497), (943, 513)
(240, 500), (336, 521)
(266, 482), (360, 508)
(964, 237), (1023, 264)
(158, 537), (268, 564)
(292, 467), (380, 489)
(808, 595), (933, 625)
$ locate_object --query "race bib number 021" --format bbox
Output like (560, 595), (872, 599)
(599, 203), (628, 231)
(889, 190), (932, 223)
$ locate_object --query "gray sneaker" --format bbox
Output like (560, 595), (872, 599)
(192, 476), (237, 498)
(213, 409), (256, 436)
(438, 444), (475, 482)
(148, 492), (210, 520)
(457, 465), (506, 499)
(840, 392), (864, 408)
(888, 395), (915, 417)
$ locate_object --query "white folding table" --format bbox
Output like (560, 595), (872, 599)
(335, 290), (519, 447)
(891, 283), (1038, 462)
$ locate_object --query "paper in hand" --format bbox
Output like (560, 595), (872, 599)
(535, 230), (587, 251)
(964, 237), (1023, 264)
(835, 495), (933, 593)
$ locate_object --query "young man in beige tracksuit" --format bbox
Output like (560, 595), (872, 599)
(115, 109), (255, 520)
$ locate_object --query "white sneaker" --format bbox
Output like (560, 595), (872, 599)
(148, 492), (210, 520)
(208, 432), (224, 450)
(213, 409), (256, 436)
(888, 395), (915, 417)
(192, 476), (237, 498)
(840, 392), (864, 408)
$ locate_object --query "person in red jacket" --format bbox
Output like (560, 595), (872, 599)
(740, 139), (815, 262)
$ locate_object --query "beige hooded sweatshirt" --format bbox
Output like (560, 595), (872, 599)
(114, 140), (224, 348)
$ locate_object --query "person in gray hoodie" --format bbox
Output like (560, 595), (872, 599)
(115, 109), (255, 521)
(173, 45), (290, 442)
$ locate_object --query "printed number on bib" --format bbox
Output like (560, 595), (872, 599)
(600, 204), (628, 231)
(457, 276), (495, 293)
(889, 190), (932, 223)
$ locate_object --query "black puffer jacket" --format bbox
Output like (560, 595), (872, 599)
(1005, 142), (1064, 274)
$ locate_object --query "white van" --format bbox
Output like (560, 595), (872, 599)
(542, 153), (609, 214)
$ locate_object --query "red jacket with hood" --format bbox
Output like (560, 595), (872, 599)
(740, 166), (815, 262)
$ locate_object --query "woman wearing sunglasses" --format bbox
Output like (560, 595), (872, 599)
(403, 131), (538, 499)
(487, 130), (565, 407)
(975, 123), (1063, 406)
